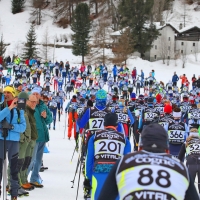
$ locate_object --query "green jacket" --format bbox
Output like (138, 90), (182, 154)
(26, 105), (38, 140)
(20, 112), (31, 143)
(20, 105), (38, 142)
(35, 100), (52, 142)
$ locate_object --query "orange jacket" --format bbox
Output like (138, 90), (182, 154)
(180, 76), (187, 84)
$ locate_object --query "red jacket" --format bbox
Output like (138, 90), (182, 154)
(25, 59), (29, 66)
(80, 65), (86, 72)
(0, 56), (3, 65)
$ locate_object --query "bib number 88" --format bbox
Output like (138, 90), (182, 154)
(138, 168), (171, 188)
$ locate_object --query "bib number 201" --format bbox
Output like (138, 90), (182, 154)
(138, 168), (171, 188)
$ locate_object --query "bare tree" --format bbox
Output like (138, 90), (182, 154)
(14, 41), (24, 56)
(159, 35), (168, 64)
(112, 28), (134, 65)
(40, 27), (51, 61)
(86, 18), (112, 64)
(193, 42), (199, 62)
(181, 44), (188, 68)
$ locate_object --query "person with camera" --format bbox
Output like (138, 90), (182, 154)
(27, 87), (52, 188)
(18, 93), (38, 192)
(0, 86), (26, 200)
(98, 124), (199, 200)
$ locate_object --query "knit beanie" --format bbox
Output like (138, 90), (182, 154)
(104, 113), (118, 127)
(4, 86), (16, 97)
(31, 87), (42, 94)
(156, 94), (162, 102)
(164, 104), (172, 114)
(18, 91), (29, 100)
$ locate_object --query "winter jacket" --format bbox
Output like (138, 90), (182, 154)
(80, 65), (86, 72)
(6, 56), (11, 64)
(0, 107), (26, 141)
(20, 110), (31, 143)
(141, 71), (144, 79)
(112, 66), (118, 76)
(26, 105), (37, 141)
(172, 74), (179, 83)
(132, 69), (137, 78)
(0, 56), (3, 65)
(35, 100), (53, 142)
(196, 79), (200, 88)
(25, 59), (29, 66)
(180, 76), (187, 84)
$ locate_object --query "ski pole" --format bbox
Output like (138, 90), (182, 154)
(75, 158), (82, 200)
(70, 145), (77, 163)
(63, 113), (67, 139)
(71, 156), (81, 188)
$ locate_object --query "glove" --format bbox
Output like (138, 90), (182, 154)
(83, 179), (91, 190)
(2, 120), (14, 130)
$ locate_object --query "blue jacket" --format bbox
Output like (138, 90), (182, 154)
(141, 71), (144, 79)
(112, 66), (118, 76)
(85, 133), (131, 180)
(0, 107), (26, 141)
(172, 74), (179, 83)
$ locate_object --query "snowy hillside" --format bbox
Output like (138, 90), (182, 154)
(0, 0), (200, 84)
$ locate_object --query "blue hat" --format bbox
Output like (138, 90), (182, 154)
(95, 89), (107, 100)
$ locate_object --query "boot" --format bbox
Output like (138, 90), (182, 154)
(18, 187), (29, 197)
(21, 183), (34, 191)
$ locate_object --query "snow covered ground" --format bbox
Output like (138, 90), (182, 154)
(0, 61), (199, 200)
(0, 0), (200, 199)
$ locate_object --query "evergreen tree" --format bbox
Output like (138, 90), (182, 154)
(12, 0), (25, 14)
(71, 3), (91, 62)
(0, 34), (6, 56)
(118, 0), (160, 58)
(22, 24), (38, 59)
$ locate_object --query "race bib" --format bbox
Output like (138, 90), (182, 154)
(117, 113), (128, 122)
(144, 112), (158, 121)
(188, 112), (200, 119)
(116, 165), (188, 200)
(89, 118), (104, 130)
(186, 143), (200, 155)
(168, 130), (184, 144)
(77, 108), (83, 115)
(95, 139), (125, 155)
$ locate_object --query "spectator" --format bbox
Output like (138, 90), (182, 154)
(6, 55), (11, 65)
(152, 69), (155, 78)
(0, 55), (3, 65)
(0, 86), (26, 200)
(132, 67), (137, 84)
(80, 62), (86, 78)
(196, 76), (200, 88)
(20, 94), (38, 191)
(180, 74), (187, 89)
(192, 74), (197, 89)
(112, 65), (118, 81)
(28, 87), (52, 188)
(172, 72), (179, 86)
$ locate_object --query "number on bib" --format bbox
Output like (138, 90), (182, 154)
(186, 143), (200, 155)
(168, 131), (184, 140)
(96, 140), (124, 155)
(138, 168), (171, 188)
(89, 118), (104, 130)
(117, 113), (128, 122)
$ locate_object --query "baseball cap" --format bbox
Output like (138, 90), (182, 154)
(140, 124), (169, 150)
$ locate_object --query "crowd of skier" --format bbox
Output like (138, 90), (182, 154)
(0, 57), (200, 200)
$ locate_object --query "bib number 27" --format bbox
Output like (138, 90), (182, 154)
(90, 119), (104, 129)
